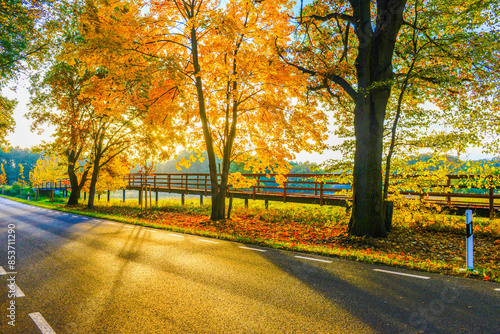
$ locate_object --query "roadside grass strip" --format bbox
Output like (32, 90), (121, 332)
(29, 312), (57, 334)
(374, 268), (430, 280)
(294, 255), (333, 263)
(239, 246), (267, 252)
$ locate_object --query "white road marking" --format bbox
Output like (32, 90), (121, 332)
(239, 246), (267, 252)
(168, 233), (184, 238)
(147, 229), (158, 233)
(294, 255), (333, 263)
(198, 239), (219, 244)
(495, 288), (500, 292)
(0, 266), (6, 275)
(29, 312), (57, 334)
(373, 268), (430, 280)
(8, 283), (25, 297)
(124, 225), (134, 228)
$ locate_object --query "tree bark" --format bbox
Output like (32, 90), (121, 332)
(348, 0), (407, 237)
(87, 154), (101, 209)
(349, 88), (390, 237)
(67, 149), (84, 205)
(87, 134), (104, 209)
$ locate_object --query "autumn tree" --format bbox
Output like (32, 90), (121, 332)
(287, 0), (499, 237)
(29, 155), (66, 187)
(28, 61), (94, 205)
(78, 0), (327, 220)
(0, 163), (7, 185)
(0, 0), (66, 149)
(17, 164), (26, 186)
(80, 155), (129, 196)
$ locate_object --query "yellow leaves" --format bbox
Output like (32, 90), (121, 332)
(228, 172), (256, 189)
(29, 155), (66, 187)
(175, 154), (204, 170)
(0, 163), (7, 185)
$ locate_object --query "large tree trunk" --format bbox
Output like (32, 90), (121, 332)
(349, 88), (390, 237)
(67, 167), (80, 205)
(348, 0), (407, 237)
(67, 149), (83, 205)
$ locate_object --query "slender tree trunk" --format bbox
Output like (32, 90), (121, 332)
(189, 24), (227, 221)
(87, 134), (104, 209)
(87, 154), (101, 209)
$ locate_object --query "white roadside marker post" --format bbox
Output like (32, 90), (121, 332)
(466, 210), (473, 271)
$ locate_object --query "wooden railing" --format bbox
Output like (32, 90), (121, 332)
(32, 173), (500, 216)
(34, 180), (71, 190)
(126, 173), (350, 206)
(125, 173), (500, 216)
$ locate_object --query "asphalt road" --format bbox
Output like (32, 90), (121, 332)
(0, 197), (499, 334)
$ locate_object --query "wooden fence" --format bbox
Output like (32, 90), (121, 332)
(33, 173), (500, 217)
(125, 173), (500, 217)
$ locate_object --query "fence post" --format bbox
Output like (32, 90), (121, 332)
(123, 189), (126, 202)
(107, 190), (110, 202)
(489, 187), (494, 219)
(204, 175), (208, 195)
(320, 182), (324, 206)
(227, 194), (233, 219)
(446, 176), (451, 205)
(283, 181), (287, 203)
(181, 193), (185, 206)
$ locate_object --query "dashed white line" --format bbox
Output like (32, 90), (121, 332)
(8, 283), (25, 297)
(29, 312), (57, 334)
(0, 266), (6, 275)
(373, 268), (430, 280)
(239, 246), (267, 252)
(198, 239), (219, 244)
(168, 233), (184, 238)
(294, 255), (333, 263)
(147, 229), (158, 233)
(124, 225), (134, 228)
(495, 288), (500, 292)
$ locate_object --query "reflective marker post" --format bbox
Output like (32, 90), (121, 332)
(466, 210), (473, 270)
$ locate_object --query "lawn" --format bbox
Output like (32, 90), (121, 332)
(3, 194), (500, 283)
